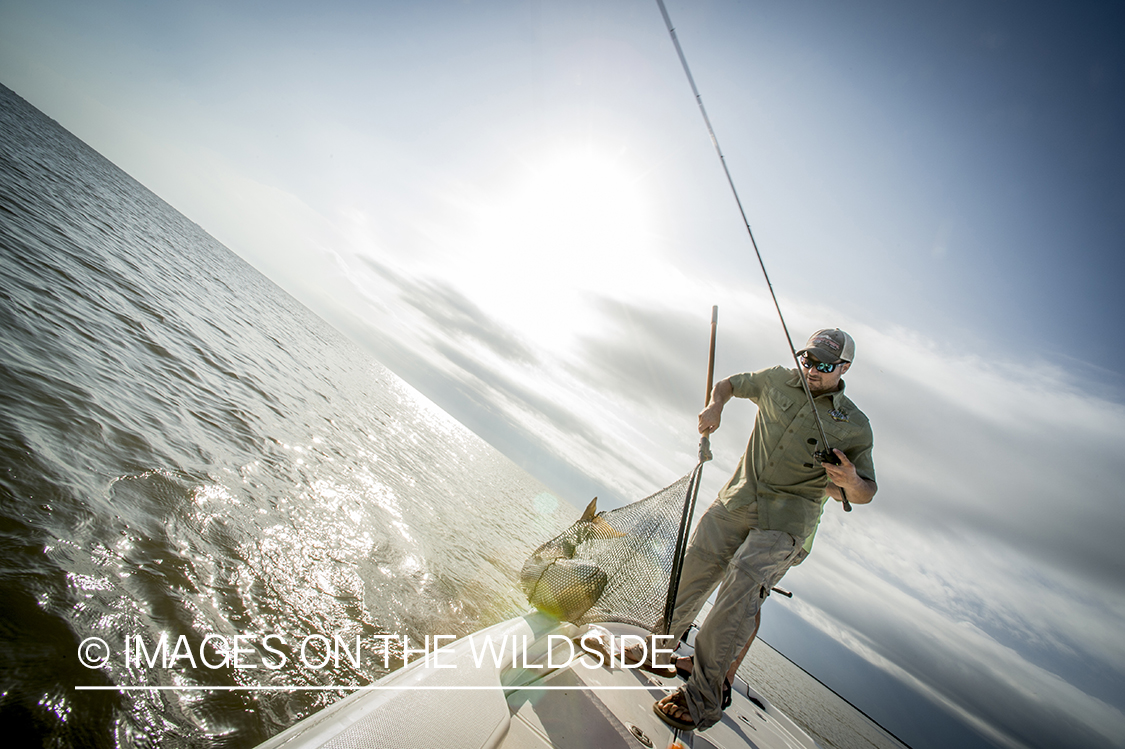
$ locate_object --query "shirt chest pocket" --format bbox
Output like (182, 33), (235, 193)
(761, 389), (795, 421)
(824, 419), (863, 447)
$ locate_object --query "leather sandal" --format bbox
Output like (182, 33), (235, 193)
(654, 689), (696, 731)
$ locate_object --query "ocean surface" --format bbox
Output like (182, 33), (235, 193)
(0, 83), (907, 749)
(736, 635), (910, 749)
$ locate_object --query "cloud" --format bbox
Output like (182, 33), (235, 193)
(355, 255), (539, 367)
(568, 298), (713, 413)
(334, 254), (690, 505)
(428, 339), (604, 451)
(787, 550), (1125, 749)
(840, 322), (1125, 588)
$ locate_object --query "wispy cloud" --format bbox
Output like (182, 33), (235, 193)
(788, 545), (1125, 749)
(356, 255), (540, 368)
(568, 298), (715, 413)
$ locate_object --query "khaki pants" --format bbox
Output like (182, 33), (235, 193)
(667, 499), (804, 730)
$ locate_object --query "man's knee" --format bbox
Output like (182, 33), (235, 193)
(730, 530), (801, 585)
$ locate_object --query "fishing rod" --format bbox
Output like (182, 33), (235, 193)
(655, 0), (852, 511)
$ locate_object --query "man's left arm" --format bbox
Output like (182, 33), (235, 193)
(823, 449), (877, 505)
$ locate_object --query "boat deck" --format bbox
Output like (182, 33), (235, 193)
(255, 612), (822, 749)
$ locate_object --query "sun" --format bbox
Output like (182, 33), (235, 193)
(453, 144), (658, 341)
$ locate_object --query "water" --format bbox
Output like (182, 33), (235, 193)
(738, 641), (910, 749)
(0, 84), (571, 747)
(0, 82), (905, 749)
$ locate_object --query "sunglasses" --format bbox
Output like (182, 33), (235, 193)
(800, 355), (842, 374)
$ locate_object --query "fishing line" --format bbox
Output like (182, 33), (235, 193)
(654, 0), (851, 511)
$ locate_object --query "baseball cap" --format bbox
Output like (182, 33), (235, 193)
(797, 328), (855, 363)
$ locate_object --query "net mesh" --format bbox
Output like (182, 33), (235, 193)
(520, 471), (699, 632)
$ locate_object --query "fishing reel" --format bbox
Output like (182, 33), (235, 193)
(812, 445), (852, 512)
(814, 448), (841, 466)
(808, 437), (840, 467)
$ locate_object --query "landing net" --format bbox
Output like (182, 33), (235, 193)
(519, 463), (704, 634)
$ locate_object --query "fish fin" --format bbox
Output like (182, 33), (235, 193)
(579, 496), (598, 522)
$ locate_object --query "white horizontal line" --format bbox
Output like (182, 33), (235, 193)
(74, 685), (663, 692)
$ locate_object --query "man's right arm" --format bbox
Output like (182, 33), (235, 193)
(698, 377), (734, 434)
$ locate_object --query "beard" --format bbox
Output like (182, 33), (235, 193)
(806, 373), (838, 396)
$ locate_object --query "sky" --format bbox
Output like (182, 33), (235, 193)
(2, 1), (1124, 748)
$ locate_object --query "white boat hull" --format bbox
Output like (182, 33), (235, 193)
(255, 611), (823, 749)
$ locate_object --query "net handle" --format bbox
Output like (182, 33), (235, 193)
(662, 307), (718, 636)
(660, 463), (704, 637)
(705, 305), (717, 408)
(699, 306), (717, 463)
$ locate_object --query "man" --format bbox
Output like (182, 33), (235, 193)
(653, 328), (877, 732)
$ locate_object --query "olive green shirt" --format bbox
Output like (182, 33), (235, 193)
(718, 366), (876, 540)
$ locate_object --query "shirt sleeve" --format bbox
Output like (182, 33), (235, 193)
(728, 366), (782, 403)
(846, 426), (877, 485)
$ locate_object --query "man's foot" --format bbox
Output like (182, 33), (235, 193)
(674, 656), (732, 709)
(654, 689), (696, 731)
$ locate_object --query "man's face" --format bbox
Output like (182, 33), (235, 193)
(801, 354), (850, 395)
